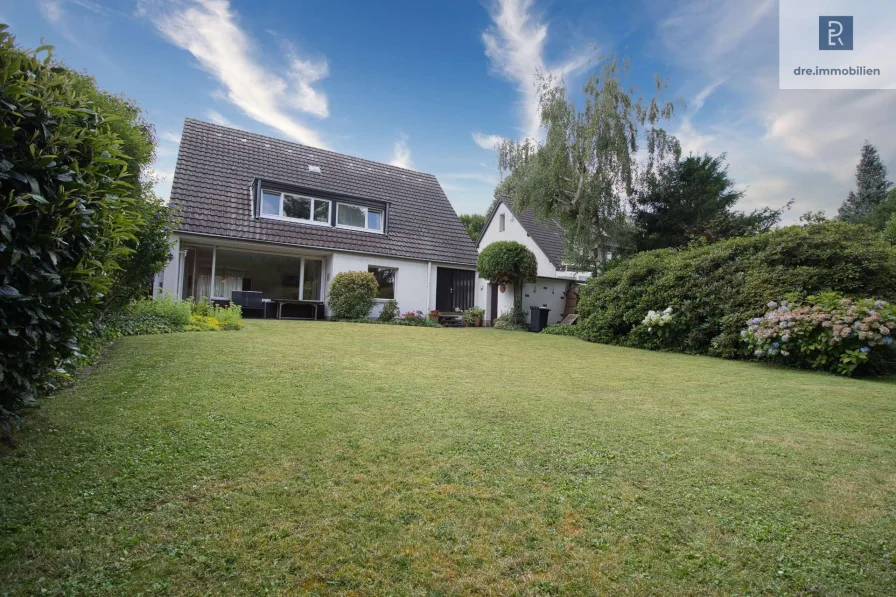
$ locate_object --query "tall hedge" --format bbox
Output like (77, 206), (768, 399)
(0, 27), (146, 428)
(578, 222), (896, 358)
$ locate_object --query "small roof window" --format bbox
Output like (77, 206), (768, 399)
(308, 165), (321, 173)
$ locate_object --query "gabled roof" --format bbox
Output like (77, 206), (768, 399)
(478, 197), (567, 269)
(170, 119), (477, 266)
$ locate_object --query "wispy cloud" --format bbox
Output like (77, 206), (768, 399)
(481, 0), (595, 141)
(206, 109), (236, 128)
(38, 0), (64, 22)
(654, 0), (896, 219)
(472, 132), (503, 151)
(139, 0), (329, 148)
(389, 134), (414, 169)
(161, 131), (182, 144)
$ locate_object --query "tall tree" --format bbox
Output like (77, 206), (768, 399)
(838, 142), (892, 223)
(497, 56), (680, 273)
(458, 213), (486, 241)
(632, 153), (784, 251)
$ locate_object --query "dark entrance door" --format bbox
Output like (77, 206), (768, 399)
(489, 283), (499, 325)
(435, 268), (475, 312)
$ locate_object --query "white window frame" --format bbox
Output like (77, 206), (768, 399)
(260, 189), (332, 227)
(499, 213), (506, 232)
(336, 202), (385, 234)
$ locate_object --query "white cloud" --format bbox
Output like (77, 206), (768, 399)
(161, 131), (182, 144)
(38, 0), (64, 22)
(472, 132), (503, 151)
(655, 0), (896, 220)
(140, 0), (329, 148)
(389, 134), (414, 169)
(206, 109), (236, 128)
(481, 0), (594, 141)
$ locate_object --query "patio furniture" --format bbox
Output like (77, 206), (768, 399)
(274, 299), (318, 321)
(231, 290), (266, 318)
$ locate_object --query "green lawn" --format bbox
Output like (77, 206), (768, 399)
(1, 321), (895, 596)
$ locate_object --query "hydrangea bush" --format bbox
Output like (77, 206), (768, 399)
(741, 295), (896, 376)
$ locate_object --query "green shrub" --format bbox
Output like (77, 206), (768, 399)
(328, 271), (378, 319)
(493, 306), (528, 331)
(462, 306), (485, 325)
(131, 295), (192, 327)
(0, 28), (148, 426)
(190, 296), (214, 316)
(118, 312), (181, 336)
(742, 295), (896, 376)
(378, 299), (399, 322)
(210, 302), (243, 327)
(185, 314), (222, 332)
(578, 222), (896, 359)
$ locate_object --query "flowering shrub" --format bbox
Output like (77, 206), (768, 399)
(741, 295), (896, 376)
(642, 307), (674, 331)
(401, 310), (427, 325)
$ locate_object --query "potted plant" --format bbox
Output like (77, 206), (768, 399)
(428, 309), (440, 322)
(463, 306), (485, 327)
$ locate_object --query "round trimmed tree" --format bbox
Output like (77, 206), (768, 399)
(477, 241), (538, 320)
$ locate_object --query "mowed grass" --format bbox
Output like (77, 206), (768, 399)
(1, 321), (895, 596)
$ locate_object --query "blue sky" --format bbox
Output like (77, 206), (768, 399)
(3, 0), (894, 221)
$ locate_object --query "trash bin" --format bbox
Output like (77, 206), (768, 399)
(529, 306), (551, 332)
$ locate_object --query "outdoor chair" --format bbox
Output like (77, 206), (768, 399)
(231, 290), (266, 318)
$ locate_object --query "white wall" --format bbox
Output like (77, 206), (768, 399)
(477, 201), (557, 278)
(328, 253), (475, 318)
(159, 234), (181, 297)
(519, 277), (569, 326)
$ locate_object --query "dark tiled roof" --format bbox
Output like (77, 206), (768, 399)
(170, 119), (478, 266)
(481, 197), (566, 268)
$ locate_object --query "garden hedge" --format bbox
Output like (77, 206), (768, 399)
(328, 271), (378, 319)
(578, 222), (896, 360)
(0, 28), (142, 429)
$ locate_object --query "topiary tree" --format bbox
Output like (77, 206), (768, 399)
(0, 26), (148, 431)
(328, 271), (379, 319)
(477, 241), (538, 323)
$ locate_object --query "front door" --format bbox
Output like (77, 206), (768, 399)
(435, 268), (475, 312)
(489, 283), (499, 325)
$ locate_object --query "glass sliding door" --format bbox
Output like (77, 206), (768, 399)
(301, 259), (323, 301)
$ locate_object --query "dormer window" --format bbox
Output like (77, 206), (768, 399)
(337, 203), (384, 233)
(261, 189), (331, 225)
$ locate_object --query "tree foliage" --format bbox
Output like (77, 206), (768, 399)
(577, 222), (896, 361)
(632, 153), (785, 251)
(327, 271), (378, 319)
(838, 141), (893, 223)
(497, 56), (680, 273)
(0, 27), (172, 432)
(458, 213), (486, 241)
(477, 240), (537, 320)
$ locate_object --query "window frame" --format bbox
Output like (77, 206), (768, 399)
(499, 213), (506, 232)
(367, 265), (397, 300)
(259, 189), (332, 227)
(336, 202), (385, 234)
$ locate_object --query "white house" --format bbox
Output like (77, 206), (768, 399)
(475, 199), (593, 326)
(156, 119), (478, 319)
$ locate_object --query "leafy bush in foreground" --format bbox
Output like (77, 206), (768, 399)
(578, 222), (896, 359)
(328, 271), (378, 319)
(0, 28), (141, 424)
(742, 295), (896, 376)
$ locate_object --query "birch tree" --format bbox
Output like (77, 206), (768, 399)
(497, 56), (680, 272)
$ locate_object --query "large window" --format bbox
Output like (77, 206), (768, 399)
(261, 190), (330, 225)
(368, 266), (396, 299)
(338, 203), (384, 232)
